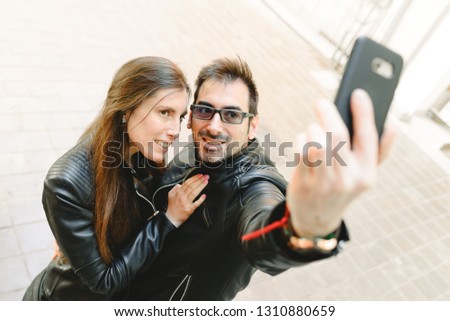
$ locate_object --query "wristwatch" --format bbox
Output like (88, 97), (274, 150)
(283, 217), (341, 254)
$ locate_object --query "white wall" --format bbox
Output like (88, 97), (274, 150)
(264, 0), (450, 118)
(388, 1), (450, 118)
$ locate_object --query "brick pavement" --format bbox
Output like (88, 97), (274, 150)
(0, 0), (449, 301)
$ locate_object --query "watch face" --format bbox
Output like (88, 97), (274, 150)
(288, 236), (338, 254)
(316, 238), (338, 252)
(283, 217), (342, 254)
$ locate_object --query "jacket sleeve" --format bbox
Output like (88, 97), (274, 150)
(43, 176), (175, 295)
(237, 181), (348, 276)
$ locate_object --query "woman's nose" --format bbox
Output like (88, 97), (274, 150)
(167, 119), (181, 139)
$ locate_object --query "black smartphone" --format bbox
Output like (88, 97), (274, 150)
(334, 36), (403, 141)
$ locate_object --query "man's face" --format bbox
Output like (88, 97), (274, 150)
(188, 79), (259, 163)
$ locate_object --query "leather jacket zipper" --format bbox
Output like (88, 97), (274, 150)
(169, 274), (192, 301)
(152, 168), (197, 205)
(135, 188), (158, 218)
(202, 207), (212, 228)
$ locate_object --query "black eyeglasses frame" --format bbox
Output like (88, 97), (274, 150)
(190, 104), (254, 125)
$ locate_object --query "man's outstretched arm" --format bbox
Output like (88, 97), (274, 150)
(240, 89), (394, 273)
(287, 89), (394, 239)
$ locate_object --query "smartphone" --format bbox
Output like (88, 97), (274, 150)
(334, 36), (403, 141)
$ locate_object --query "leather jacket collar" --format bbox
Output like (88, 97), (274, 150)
(162, 139), (274, 184)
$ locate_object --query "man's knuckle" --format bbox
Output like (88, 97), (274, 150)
(359, 175), (376, 190)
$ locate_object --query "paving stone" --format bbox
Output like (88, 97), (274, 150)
(330, 250), (364, 281)
(364, 267), (398, 298)
(380, 288), (408, 301)
(426, 269), (450, 294)
(8, 196), (45, 225)
(0, 207), (12, 229)
(0, 256), (30, 294)
(380, 257), (418, 286)
(0, 173), (45, 201)
(397, 282), (428, 301)
(15, 221), (54, 254)
(413, 275), (441, 300)
(348, 274), (380, 300)
(24, 249), (53, 279)
(0, 228), (22, 260)
(0, 288), (26, 301)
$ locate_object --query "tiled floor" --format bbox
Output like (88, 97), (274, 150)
(0, 0), (449, 301)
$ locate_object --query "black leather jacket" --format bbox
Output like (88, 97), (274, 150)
(122, 139), (348, 300)
(25, 138), (347, 301)
(23, 139), (177, 300)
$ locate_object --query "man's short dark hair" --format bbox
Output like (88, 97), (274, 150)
(193, 57), (259, 116)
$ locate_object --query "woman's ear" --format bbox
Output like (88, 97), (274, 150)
(247, 115), (259, 140)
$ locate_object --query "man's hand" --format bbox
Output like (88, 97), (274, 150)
(286, 89), (395, 238)
(166, 173), (209, 227)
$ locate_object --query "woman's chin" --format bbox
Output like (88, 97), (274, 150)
(146, 151), (166, 165)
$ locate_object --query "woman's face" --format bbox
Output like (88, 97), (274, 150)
(127, 88), (188, 163)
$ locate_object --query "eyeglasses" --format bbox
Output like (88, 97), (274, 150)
(190, 104), (254, 125)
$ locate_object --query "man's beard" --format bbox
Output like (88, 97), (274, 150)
(195, 129), (231, 164)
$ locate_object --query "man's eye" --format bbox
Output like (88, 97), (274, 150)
(198, 107), (211, 114)
(224, 110), (239, 118)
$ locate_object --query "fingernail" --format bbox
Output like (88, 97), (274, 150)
(204, 175), (209, 181)
(353, 88), (368, 100)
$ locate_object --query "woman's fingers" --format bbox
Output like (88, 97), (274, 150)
(181, 174), (209, 200)
(182, 173), (205, 188)
(192, 194), (207, 210)
(188, 175), (209, 200)
(166, 174), (209, 227)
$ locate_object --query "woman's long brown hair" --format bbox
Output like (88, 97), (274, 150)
(81, 57), (189, 263)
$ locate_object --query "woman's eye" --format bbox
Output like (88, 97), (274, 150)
(160, 110), (170, 117)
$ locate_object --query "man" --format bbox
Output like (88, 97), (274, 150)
(125, 57), (393, 300)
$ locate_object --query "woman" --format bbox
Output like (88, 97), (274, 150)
(23, 56), (208, 300)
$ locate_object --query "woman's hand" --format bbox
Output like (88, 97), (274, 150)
(166, 174), (209, 227)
